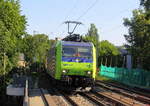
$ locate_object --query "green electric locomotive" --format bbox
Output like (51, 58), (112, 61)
(46, 35), (96, 90)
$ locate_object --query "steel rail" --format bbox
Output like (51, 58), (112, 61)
(96, 81), (150, 105)
(23, 78), (29, 106)
(92, 90), (142, 106)
(52, 88), (78, 106)
(40, 88), (49, 106)
(78, 92), (112, 106)
(97, 80), (150, 98)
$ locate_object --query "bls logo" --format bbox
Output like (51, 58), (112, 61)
(87, 64), (91, 68)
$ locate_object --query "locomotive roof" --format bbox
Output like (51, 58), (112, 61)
(62, 41), (92, 47)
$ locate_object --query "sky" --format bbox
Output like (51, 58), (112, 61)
(20, 0), (140, 46)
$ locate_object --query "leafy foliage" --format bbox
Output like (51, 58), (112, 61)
(85, 24), (99, 47)
(84, 24), (120, 66)
(0, 0), (26, 75)
(140, 0), (150, 11)
(84, 24), (120, 56)
(86, 24), (99, 39)
(124, 4), (150, 70)
(0, 0), (27, 101)
(23, 34), (50, 65)
(99, 40), (120, 56)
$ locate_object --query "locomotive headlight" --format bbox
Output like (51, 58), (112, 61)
(87, 71), (92, 75)
(62, 70), (67, 73)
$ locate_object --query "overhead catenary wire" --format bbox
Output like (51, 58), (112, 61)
(53, 0), (80, 35)
(75, 1), (133, 39)
(62, 0), (100, 36)
(54, 0), (133, 39)
(53, 0), (99, 36)
(101, 7), (134, 34)
(101, 25), (122, 34)
(63, 0), (79, 20)
(77, 0), (99, 20)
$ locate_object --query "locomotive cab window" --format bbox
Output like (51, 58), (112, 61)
(62, 47), (76, 57)
(62, 46), (92, 59)
(78, 47), (92, 58)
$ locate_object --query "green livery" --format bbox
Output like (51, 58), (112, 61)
(47, 40), (96, 88)
(61, 62), (93, 76)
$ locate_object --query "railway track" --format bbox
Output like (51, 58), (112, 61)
(36, 72), (94, 106)
(96, 81), (150, 105)
(28, 88), (57, 106)
(78, 89), (146, 106)
(92, 90), (145, 106)
(78, 92), (118, 106)
(27, 72), (149, 106)
(40, 88), (57, 106)
(25, 87), (149, 106)
(54, 89), (78, 106)
(33, 82), (148, 106)
(28, 88), (78, 106)
(97, 80), (150, 98)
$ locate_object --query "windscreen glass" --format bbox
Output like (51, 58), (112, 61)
(62, 46), (92, 58)
(78, 47), (92, 57)
(63, 47), (76, 57)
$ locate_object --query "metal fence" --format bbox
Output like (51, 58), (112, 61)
(99, 65), (150, 88)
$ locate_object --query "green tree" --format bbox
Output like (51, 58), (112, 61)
(0, 0), (26, 75)
(140, 0), (150, 10)
(0, 0), (26, 100)
(99, 40), (120, 56)
(86, 24), (99, 39)
(84, 24), (120, 66)
(98, 40), (120, 66)
(84, 24), (100, 66)
(85, 24), (99, 47)
(23, 34), (50, 65)
(123, 8), (150, 69)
